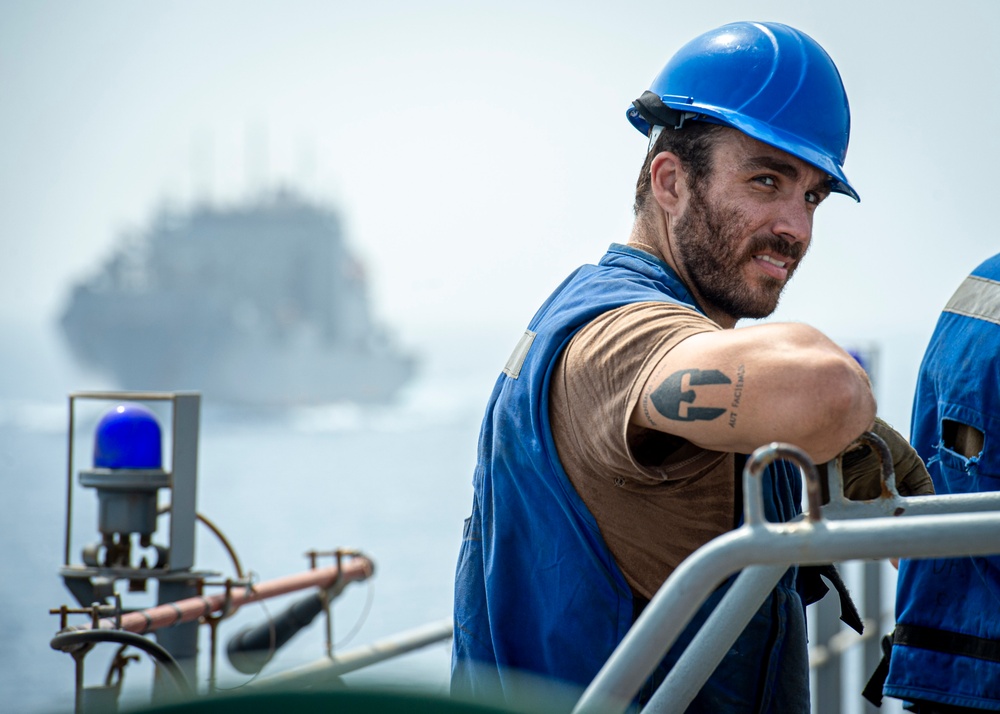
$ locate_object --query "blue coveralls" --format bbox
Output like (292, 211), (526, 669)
(452, 244), (809, 712)
(885, 253), (1000, 711)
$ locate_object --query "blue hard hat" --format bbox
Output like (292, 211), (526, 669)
(627, 21), (859, 201)
(93, 403), (163, 470)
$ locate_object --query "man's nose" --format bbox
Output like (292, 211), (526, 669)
(773, 200), (812, 246)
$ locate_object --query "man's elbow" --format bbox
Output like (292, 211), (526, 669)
(808, 356), (877, 463)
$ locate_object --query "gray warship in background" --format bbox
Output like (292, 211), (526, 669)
(59, 190), (416, 406)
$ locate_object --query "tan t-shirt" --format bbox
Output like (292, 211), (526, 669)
(549, 301), (736, 600)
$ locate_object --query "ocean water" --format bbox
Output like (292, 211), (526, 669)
(0, 322), (505, 714)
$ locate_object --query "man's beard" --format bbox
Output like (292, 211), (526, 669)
(674, 187), (804, 320)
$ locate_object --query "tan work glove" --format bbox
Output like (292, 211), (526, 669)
(840, 417), (935, 500)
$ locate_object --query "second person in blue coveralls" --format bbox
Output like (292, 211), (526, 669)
(883, 253), (1000, 713)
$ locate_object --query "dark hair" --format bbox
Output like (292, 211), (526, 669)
(633, 121), (726, 217)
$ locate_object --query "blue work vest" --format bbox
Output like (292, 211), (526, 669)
(886, 253), (1000, 710)
(451, 244), (808, 712)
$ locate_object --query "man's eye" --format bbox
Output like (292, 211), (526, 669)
(754, 175), (776, 188)
(805, 191), (822, 205)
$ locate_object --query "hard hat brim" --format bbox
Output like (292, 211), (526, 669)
(628, 106), (859, 203)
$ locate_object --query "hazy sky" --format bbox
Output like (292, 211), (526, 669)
(2, 1), (998, 417)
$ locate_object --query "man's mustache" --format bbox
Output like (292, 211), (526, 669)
(746, 235), (804, 262)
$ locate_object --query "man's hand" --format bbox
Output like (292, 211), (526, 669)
(840, 417), (935, 499)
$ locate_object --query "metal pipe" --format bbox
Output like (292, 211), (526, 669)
(69, 391), (183, 401)
(61, 557), (374, 635)
(65, 395), (75, 567)
(641, 564), (787, 714)
(743, 443), (821, 523)
(573, 511), (1000, 714)
(822, 490), (1000, 519)
(250, 618), (454, 689)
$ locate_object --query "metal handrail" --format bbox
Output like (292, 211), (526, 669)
(249, 618), (455, 689)
(572, 438), (1000, 714)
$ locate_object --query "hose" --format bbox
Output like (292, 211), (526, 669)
(50, 629), (194, 697)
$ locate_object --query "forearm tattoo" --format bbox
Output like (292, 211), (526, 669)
(648, 368), (731, 422)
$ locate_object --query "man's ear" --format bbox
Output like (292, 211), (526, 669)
(650, 151), (685, 216)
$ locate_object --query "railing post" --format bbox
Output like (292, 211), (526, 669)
(862, 560), (884, 712)
(813, 591), (843, 714)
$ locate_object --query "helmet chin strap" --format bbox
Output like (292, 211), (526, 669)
(647, 125), (665, 154)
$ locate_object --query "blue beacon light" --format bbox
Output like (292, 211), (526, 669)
(94, 404), (163, 470)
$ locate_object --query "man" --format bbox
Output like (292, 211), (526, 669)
(882, 254), (1000, 712)
(452, 21), (930, 712)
